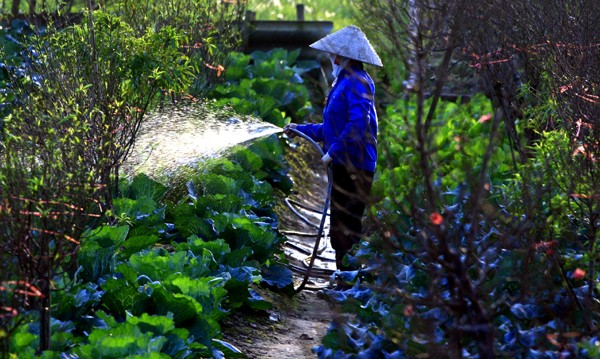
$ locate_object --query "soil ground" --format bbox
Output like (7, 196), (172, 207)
(222, 137), (335, 358)
(221, 287), (332, 358)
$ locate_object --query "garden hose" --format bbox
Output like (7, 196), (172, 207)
(281, 198), (329, 256)
(283, 198), (320, 228)
(286, 127), (333, 293)
(286, 198), (328, 216)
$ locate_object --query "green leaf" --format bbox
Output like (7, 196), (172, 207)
(101, 277), (148, 318)
(212, 339), (245, 358)
(321, 327), (351, 352)
(84, 324), (159, 357)
(195, 194), (245, 215)
(11, 331), (37, 351)
(79, 227), (128, 282)
(247, 289), (272, 310)
(120, 234), (161, 258)
(225, 216), (282, 262)
(223, 52), (251, 81)
(121, 173), (167, 202)
(113, 196), (165, 230)
(198, 174), (241, 196)
(126, 313), (175, 336)
(187, 236), (230, 256)
(148, 285), (200, 325)
(116, 263), (140, 284)
(125, 353), (171, 359)
(231, 148), (263, 173)
(222, 247), (254, 267)
(161, 330), (191, 357)
(255, 96), (277, 118)
(260, 264), (293, 289)
(52, 281), (103, 321)
(166, 275), (228, 321)
(169, 202), (210, 238)
(187, 316), (222, 347)
(84, 225), (130, 249)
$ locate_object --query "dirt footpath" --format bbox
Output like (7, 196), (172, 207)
(221, 287), (331, 358)
(222, 137), (334, 358)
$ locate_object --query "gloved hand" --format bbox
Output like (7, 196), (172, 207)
(283, 123), (298, 138)
(321, 152), (333, 166)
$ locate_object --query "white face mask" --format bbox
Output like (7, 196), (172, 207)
(330, 54), (349, 78)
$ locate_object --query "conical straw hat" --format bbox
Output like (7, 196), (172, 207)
(309, 25), (383, 67)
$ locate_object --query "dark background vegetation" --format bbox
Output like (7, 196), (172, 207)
(1, 0), (599, 358)
(319, 1), (599, 357)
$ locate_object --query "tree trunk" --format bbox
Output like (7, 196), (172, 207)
(27, 0), (34, 15)
(38, 234), (51, 353)
(61, 0), (75, 16)
(39, 286), (51, 352)
(11, 0), (21, 17)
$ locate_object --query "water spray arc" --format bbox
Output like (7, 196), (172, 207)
(285, 127), (333, 293)
(126, 107), (333, 293)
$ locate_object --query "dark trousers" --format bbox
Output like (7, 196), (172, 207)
(330, 164), (374, 270)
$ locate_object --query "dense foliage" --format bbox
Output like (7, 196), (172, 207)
(311, 0), (600, 358)
(208, 48), (318, 129)
(0, 10), (194, 352)
(0, 1), (309, 355)
(315, 94), (599, 357)
(8, 144), (294, 357)
(1, 8), (313, 354)
(116, 0), (246, 98)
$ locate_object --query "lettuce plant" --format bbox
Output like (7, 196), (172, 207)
(208, 48), (319, 128)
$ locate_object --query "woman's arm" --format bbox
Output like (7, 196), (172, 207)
(328, 77), (372, 161)
(295, 123), (324, 142)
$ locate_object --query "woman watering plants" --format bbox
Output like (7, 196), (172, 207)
(284, 25), (382, 277)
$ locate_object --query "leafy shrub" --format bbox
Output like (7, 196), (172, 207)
(116, 0), (247, 97)
(0, 29), (191, 343)
(373, 93), (513, 205)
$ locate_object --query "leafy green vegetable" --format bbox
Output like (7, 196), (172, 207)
(78, 225), (130, 282)
(208, 48), (317, 127)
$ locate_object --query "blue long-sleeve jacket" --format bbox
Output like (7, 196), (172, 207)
(297, 65), (378, 172)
